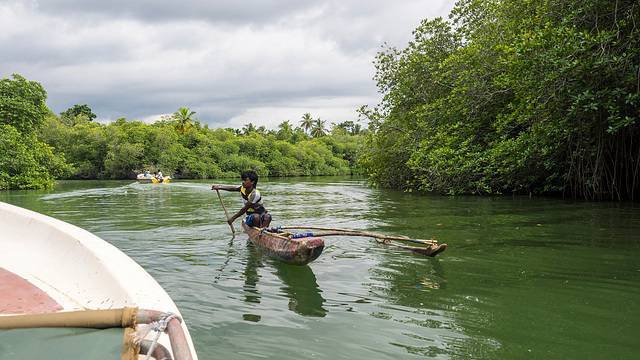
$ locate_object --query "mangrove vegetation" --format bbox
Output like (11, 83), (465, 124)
(359, 0), (640, 200)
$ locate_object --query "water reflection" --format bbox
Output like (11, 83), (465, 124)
(371, 255), (447, 303)
(211, 237), (236, 284)
(241, 242), (327, 319)
(242, 243), (264, 305)
(273, 261), (327, 317)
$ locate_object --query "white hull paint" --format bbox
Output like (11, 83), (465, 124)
(0, 201), (197, 359)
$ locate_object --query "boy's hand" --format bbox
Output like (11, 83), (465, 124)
(211, 185), (219, 190)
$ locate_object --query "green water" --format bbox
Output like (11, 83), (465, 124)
(1, 178), (639, 359)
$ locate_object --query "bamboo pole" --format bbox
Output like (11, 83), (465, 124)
(216, 189), (235, 235)
(382, 240), (447, 257)
(263, 226), (447, 257)
(278, 226), (437, 245)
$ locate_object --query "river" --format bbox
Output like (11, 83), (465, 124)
(1, 177), (639, 359)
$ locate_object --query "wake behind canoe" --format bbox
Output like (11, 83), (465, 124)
(242, 221), (324, 266)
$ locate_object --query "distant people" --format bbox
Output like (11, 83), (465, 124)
(211, 170), (271, 228)
(156, 171), (163, 180)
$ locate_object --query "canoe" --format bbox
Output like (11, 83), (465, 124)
(242, 221), (324, 266)
(0, 201), (197, 360)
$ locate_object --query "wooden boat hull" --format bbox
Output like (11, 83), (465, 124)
(242, 221), (324, 266)
(0, 201), (197, 359)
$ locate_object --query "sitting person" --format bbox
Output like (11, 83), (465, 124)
(211, 170), (271, 228)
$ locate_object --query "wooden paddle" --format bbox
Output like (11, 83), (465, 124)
(278, 226), (437, 245)
(216, 189), (235, 235)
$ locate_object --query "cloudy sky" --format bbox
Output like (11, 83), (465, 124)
(1, 0), (456, 130)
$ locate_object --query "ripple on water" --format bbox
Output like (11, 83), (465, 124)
(2, 179), (640, 359)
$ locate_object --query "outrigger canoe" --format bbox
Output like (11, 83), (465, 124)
(0, 201), (197, 359)
(242, 220), (324, 266)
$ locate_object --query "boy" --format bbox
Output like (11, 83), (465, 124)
(211, 170), (272, 228)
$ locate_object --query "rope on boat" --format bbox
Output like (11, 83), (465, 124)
(263, 226), (315, 239)
(133, 312), (180, 360)
(292, 233), (314, 238)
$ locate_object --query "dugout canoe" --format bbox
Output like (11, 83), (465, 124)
(0, 201), (197, 360)
(242, 221), (324, 266)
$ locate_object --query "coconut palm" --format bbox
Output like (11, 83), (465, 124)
(173, 107), (196, 134)
(299, 113), (314, 134)
(277, 120), (293, 140)
(311, 118), (327, 138)
(242, 122), (257, 135)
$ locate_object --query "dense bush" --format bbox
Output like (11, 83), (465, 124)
(36, 115), (363, 181)
(0, 75), (69, 190)
(360, 0), (640, 200)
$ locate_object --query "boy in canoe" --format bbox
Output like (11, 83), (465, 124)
(211, 170), (272, 228)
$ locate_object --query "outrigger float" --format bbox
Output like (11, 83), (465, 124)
(0, 201), (197, 359)
(241, 222), (446, 266)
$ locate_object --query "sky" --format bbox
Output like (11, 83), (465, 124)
(0, 0), (456, 130)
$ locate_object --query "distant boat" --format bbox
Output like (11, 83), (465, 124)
(0, 201), (197, 359)
(137, 173), (171, 183)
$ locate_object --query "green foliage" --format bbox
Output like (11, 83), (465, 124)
(360, 0), (640, 200)
(34, 109), (363, 180)
(0, 125), (70, 190)
(60, 104), (96, 122)
(0, 74), (48, 134)
(0, 74), (70, 190)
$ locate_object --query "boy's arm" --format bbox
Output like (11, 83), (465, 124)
(229, 201), (255, 223)
(211, 185), (240, 191)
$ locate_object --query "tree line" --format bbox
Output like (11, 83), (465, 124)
(1, 74), (366, 189)
(359, 0), (640, 200)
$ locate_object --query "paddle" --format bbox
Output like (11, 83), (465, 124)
(216, 189), (235, 235)
(278, 226), (437, 245)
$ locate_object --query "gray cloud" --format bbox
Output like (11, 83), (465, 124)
(32, 0), (316, 24)
(1, 0), (455, 130)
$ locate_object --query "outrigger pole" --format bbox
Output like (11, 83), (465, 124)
(274, 226), (446, 257)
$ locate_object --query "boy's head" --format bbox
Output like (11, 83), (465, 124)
(241, 170), (259, 186)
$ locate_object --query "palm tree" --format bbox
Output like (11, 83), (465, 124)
(311, 118), (327, 138)
(242, 122), (257, 135)
(299, 113), (314, 134)
(173, 107), (196, 134)
(277, 120), (293, 141)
